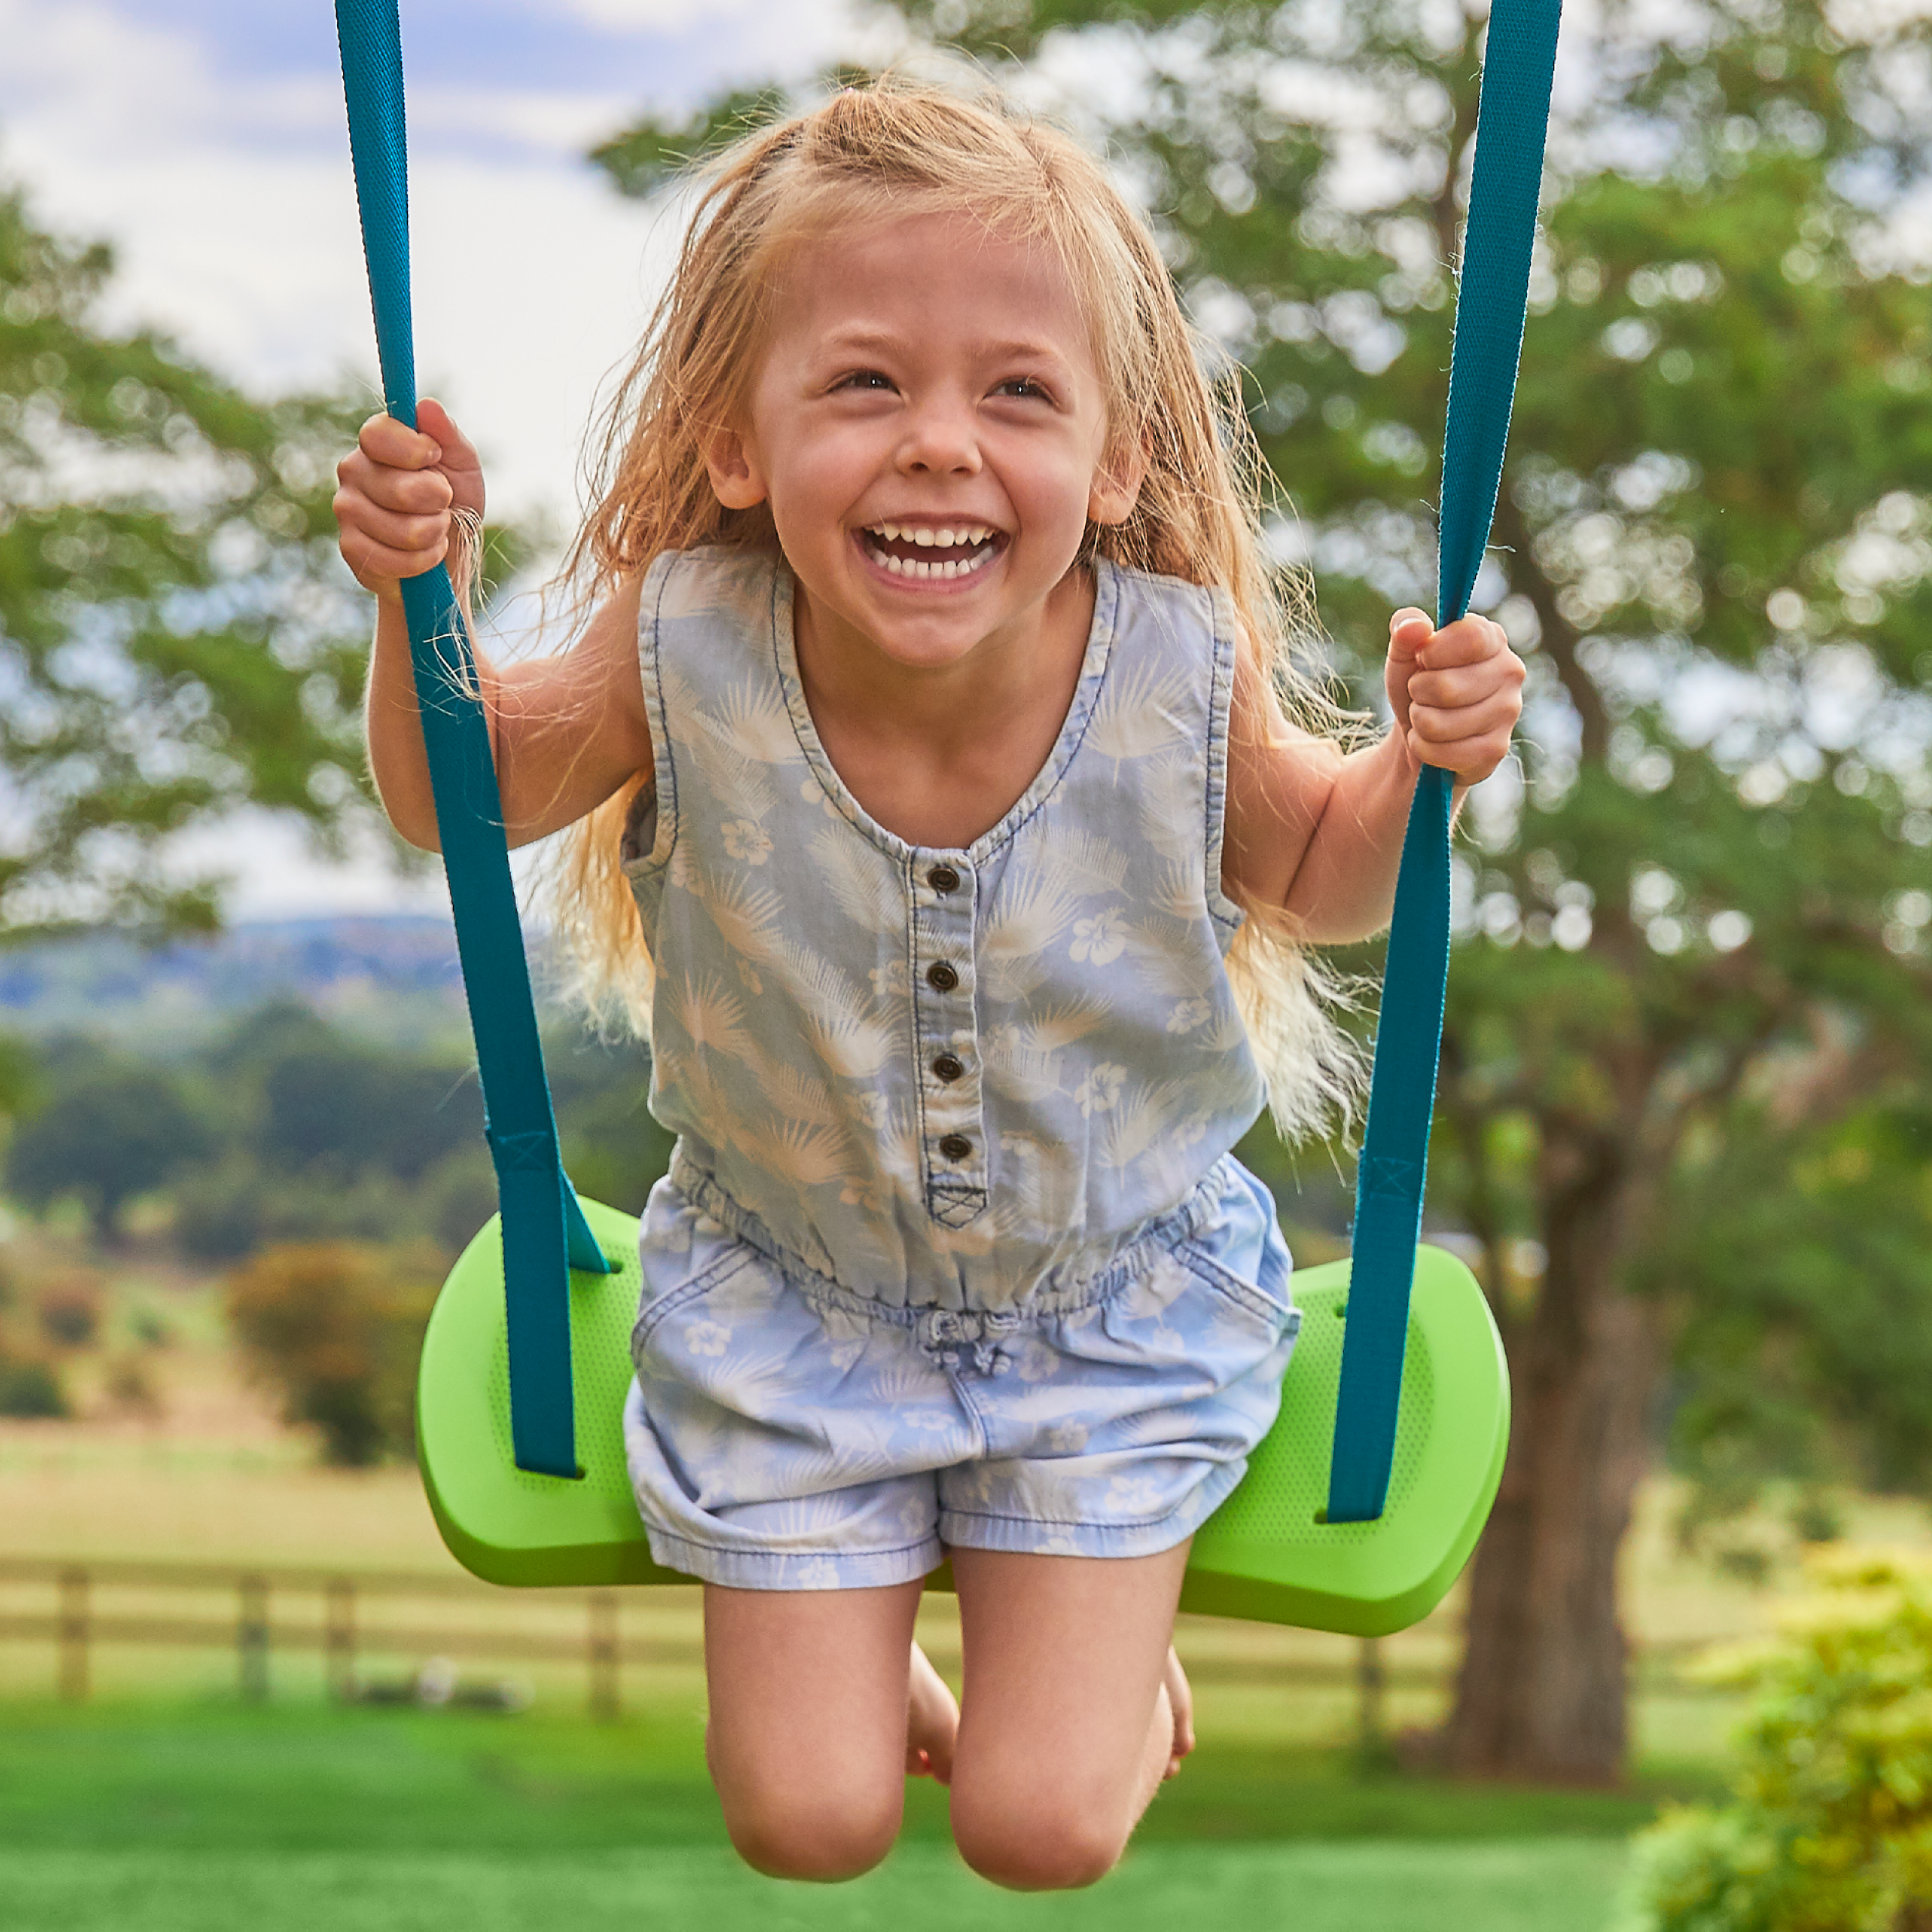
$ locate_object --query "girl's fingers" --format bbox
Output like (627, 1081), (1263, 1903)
(1407, 661), (1525, 710)
(1409, 689), (1522, 747)
(339, 527), (450, 587)
(338, 498), (454, 556)
(1406, 719), (1518, 777)
(1418, 614), (1511, 665)
(355, 409), (444, 471)
(338, 446), (454, 515)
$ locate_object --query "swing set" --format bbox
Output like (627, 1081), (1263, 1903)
(333, 0), (1560, 1638)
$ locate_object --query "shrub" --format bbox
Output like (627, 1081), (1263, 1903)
(1627, 1549), (1932, 1930)
(36, 1270), (103, 1349)
(223, 1243), (440, 1466)
(0, 1344), (66, 1418)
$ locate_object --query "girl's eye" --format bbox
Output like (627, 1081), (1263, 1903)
(835, 369), (894, 393)
(997, 376), (1053, 402)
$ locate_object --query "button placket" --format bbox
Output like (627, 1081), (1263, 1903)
(910, 852), (987, 1226)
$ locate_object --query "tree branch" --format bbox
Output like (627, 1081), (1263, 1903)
(1492, 489), (1613, 765)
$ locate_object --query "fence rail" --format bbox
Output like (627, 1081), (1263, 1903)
(0, 1556), (1736, 1726)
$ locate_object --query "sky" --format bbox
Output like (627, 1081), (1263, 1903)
(0, 0), (855, 918)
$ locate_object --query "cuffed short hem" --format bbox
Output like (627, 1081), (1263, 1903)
(937, 1454), (1250, 1562)
(641, 1522), (944, 1592)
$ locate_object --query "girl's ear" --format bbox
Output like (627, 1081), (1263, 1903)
(1088, 436), (1148, 528)
(703, 424), (769, 511)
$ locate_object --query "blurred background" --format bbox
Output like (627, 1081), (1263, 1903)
(5, 2), (1932, 1928)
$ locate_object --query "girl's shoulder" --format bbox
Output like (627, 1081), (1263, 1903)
(1098, 556), (1236, 644)
(640, 541), (783, 612)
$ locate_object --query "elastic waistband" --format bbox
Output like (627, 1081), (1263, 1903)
(667, 1142), (1234, 1325)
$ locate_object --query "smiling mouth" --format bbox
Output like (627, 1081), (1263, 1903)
(858, 522), (1004, 582)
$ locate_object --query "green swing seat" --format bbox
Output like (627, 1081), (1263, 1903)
(336, 0), (1556, 1638)
(420, 1202), (1506, 1637)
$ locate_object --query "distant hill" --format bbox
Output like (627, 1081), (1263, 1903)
(0, 916), (472, 1046)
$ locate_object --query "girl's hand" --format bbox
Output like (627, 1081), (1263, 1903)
(1383, 607), (1526, 788)
(333, 396), (485, 606)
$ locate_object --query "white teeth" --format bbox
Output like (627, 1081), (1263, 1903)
(862, 526), (1001, 582)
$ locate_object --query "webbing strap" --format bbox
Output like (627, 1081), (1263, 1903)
(1325, 0), (1561, 1524)
(336, 0), (611, 1485)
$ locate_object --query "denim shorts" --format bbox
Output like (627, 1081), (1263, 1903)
(621, 1156), (1298, 1590)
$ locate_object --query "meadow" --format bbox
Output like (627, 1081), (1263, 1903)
(2, 1227), (1919, 1930)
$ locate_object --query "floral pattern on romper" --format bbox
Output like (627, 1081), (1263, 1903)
(619, 546), (1298, 1587)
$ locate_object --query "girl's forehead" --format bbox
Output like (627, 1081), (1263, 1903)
(770, 210), (1091, 348)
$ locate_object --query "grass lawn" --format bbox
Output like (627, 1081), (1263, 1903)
(0, 1701), (1676, 1932)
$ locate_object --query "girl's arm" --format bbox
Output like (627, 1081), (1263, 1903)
(1222, 609), (1525, 944)
(338, 400), (653, 853)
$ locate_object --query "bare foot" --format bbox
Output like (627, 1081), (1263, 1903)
(906, 1640), (960, 1785)
(1162, 1647), (1195, 1779)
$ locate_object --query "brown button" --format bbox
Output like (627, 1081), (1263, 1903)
(927, 864), (961, 894)
(926, 961), (959, 992)
(932, 1053), (964, 1083)
(937, 1133), (972, 1161)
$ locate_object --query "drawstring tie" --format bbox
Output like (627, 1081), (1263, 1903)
(918, 1308), (1020, 1378)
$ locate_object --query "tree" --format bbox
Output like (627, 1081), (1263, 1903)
(5, 1053), (216, 1241)
(0, 172), (372, 937)
(595, 0), (1932, 1781)
(224, 1242), (440, 1466)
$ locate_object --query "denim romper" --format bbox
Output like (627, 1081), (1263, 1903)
(619, 546), (1299, 1589)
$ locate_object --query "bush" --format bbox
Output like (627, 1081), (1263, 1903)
(223, 1243), (440, 1466)
(36, 1269), (103, 1349)
(1627, 1550), (1932, 1931)
(0, 1345), (66, 1418)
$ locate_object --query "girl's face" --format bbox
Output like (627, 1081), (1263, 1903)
(703, 211), (1141, 675)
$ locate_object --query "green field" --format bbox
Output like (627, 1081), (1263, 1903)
(0, 1243), (1874, 1932)
(0, 1700), (1683, 1932)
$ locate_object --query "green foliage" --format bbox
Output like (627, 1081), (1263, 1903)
(0, 176), (389, 939)
(4, 1052), (216, 1240)
(1628, 1552), (1932, 1931)
(224, 1240), (440, 1466)
(1645, 1098), (1932, 1551)
(0, 999), (672, 1267)
(0, 1350), (65, 1418)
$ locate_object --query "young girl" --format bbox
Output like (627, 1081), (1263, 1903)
(335, 80), (1523, 1891)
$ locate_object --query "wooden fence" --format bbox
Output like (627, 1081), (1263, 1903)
(0, 1556), (1727, 1733)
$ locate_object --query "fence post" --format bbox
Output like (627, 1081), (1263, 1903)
(237, 1573), (270, 1703)
(56, 1565), (90, 1703)
(325, 1577), (356, 1702)
(1356, 1637), (1386, 1757)
(588, 1592), (619, 1722)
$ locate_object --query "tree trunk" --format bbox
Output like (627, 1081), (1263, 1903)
(1443, 1134), (1663, 1784)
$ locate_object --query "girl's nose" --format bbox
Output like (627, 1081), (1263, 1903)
(896, 397), (981, 476)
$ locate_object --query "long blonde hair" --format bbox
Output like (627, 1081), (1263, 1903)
(543, 74), (1366, 1145)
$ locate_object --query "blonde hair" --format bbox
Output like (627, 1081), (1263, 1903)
(542, 74), (1366, 1145)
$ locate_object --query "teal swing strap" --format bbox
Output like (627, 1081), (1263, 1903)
(335, 0), (611, 1486)
(1325, 0), (1562, 1525)
(334, 0), (1555, 1510)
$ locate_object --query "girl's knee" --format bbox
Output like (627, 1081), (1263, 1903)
(950, 1780), (1128, 1891)
(721, 1781), (902, 1882)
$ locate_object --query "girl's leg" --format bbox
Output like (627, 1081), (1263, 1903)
(703, 1578), (936, 1880)
(947, 1542), (1194, 1891)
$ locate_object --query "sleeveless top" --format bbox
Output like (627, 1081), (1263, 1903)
(622, 546), (1270, 1314)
